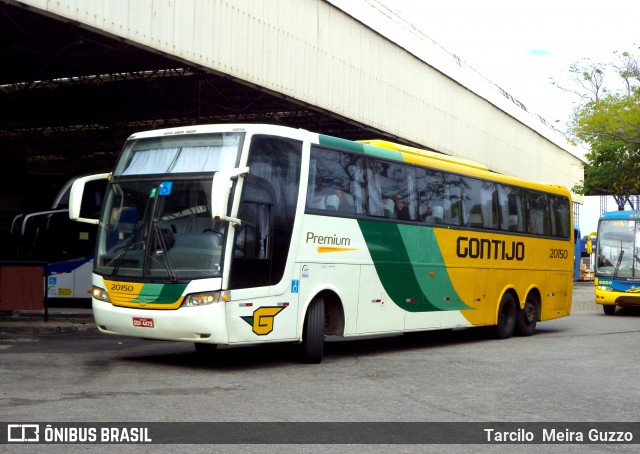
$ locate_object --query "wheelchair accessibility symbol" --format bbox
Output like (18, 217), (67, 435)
(158, 181), (173, 196)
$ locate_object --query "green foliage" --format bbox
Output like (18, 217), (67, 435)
(572, 140), (640, 209)
(568, 49), (640, 209)
(569, 90), (640, 147)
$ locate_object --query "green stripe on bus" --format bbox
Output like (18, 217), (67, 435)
(360, 143), (403, 161)
(319, 135), (405, 161)
(357, 220), (470, 312)
(318, 135), (366, 153)
(132, 283), (188, 304)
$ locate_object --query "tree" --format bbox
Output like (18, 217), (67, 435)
(572, 140), (640, 210)
(565, 49), (640, 210)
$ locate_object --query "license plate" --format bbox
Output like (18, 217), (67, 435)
(132, 317), (155, 328)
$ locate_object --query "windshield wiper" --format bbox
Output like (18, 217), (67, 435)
(150, 220), (177, 281)
(613, 250), (625, 279)
(108, 226), (144, 276)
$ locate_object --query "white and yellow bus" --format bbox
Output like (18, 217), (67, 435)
(70, 124), (573, 363)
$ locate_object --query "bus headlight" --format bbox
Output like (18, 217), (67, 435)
(92, 286), (110, 302)
(596, 285), (613, 292)
(183, 291), (230, 307)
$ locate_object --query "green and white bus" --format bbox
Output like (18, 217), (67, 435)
(70, 124), (573, 363)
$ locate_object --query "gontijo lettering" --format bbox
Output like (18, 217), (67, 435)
(306, 231), (351, 246)
(456, 236), (525, 261)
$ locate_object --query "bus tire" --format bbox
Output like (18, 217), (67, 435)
(603, 304), (616, 315)
(194, 343), (218, 357)
(493, 293), (516, 339)
(515, 295), (538, 336)
(299, 297), (325, 364)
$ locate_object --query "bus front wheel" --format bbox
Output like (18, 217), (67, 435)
(603, 304), (616, 315)
(493, 293), (516, 339)
(299, 297), (325, 364)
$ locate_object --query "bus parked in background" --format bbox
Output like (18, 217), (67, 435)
(573, 227), (582, 281)
(593, 210), (640, 315)
(10, 173), (106, 305)
(69, 124), (573, 363)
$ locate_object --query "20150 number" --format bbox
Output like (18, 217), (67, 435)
(549, 248), (568, 259)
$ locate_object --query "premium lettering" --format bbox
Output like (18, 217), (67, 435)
(306, 231), (351, 246)
(456, 236), (525, 261)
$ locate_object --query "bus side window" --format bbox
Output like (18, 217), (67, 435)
(309, 191), (326, 210)
(325, 187), (354, 213)
(526, 192), (550, 235)
(499, 184), (525, 233)
(366, 162), (384, 217)
(381, 198), (395, 218)
(417, 168), (446, 223)
(550, 195), (571, 238)
(307, 147), (358, 216)
(467, 205), (484, 228)
(508, 215), (519, 231)
(348, 161), (365, 214)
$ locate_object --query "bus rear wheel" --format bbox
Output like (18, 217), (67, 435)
(493, 293), (516, 339)
(299, 297), (325, 364)
(515, 295), (538, 336)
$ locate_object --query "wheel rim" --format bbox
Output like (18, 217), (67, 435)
(523, 300), (536, 326)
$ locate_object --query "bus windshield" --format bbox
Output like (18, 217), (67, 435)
(595, 219), (640, 278)
(95, 132), (245, 280)
(96, 177), (226, 280)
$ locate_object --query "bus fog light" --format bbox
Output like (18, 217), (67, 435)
(183, 291), (230, 307)
(92, 286), (110, 302)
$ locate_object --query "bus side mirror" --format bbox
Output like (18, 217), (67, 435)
(210, 167), (249, 225)
(69, 173), (111, 224)
(586, 231), (596, 254)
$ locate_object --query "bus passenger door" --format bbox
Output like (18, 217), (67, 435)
(225, 181), (299, 343)
(226, 135), (303, 343)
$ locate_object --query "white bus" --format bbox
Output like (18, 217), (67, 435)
(10, 172), (106, 304)
(70, 124), (573, 363)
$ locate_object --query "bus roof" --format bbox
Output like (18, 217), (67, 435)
(358, 139), (490, 172)
(313, 133), (570, 198)
(123, 123), (569, 199)
(601, 211), (640, 220)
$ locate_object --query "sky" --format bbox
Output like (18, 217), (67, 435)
(378, 0), (639, 235)
(379, 0), (638, 129)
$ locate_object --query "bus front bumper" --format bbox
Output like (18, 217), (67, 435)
(92, 299), (229, 344)
(595, 287), (640, 307)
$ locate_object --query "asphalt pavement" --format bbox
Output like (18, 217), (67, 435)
(0, 281), (599, 336)
(0, 307), (95, 336)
